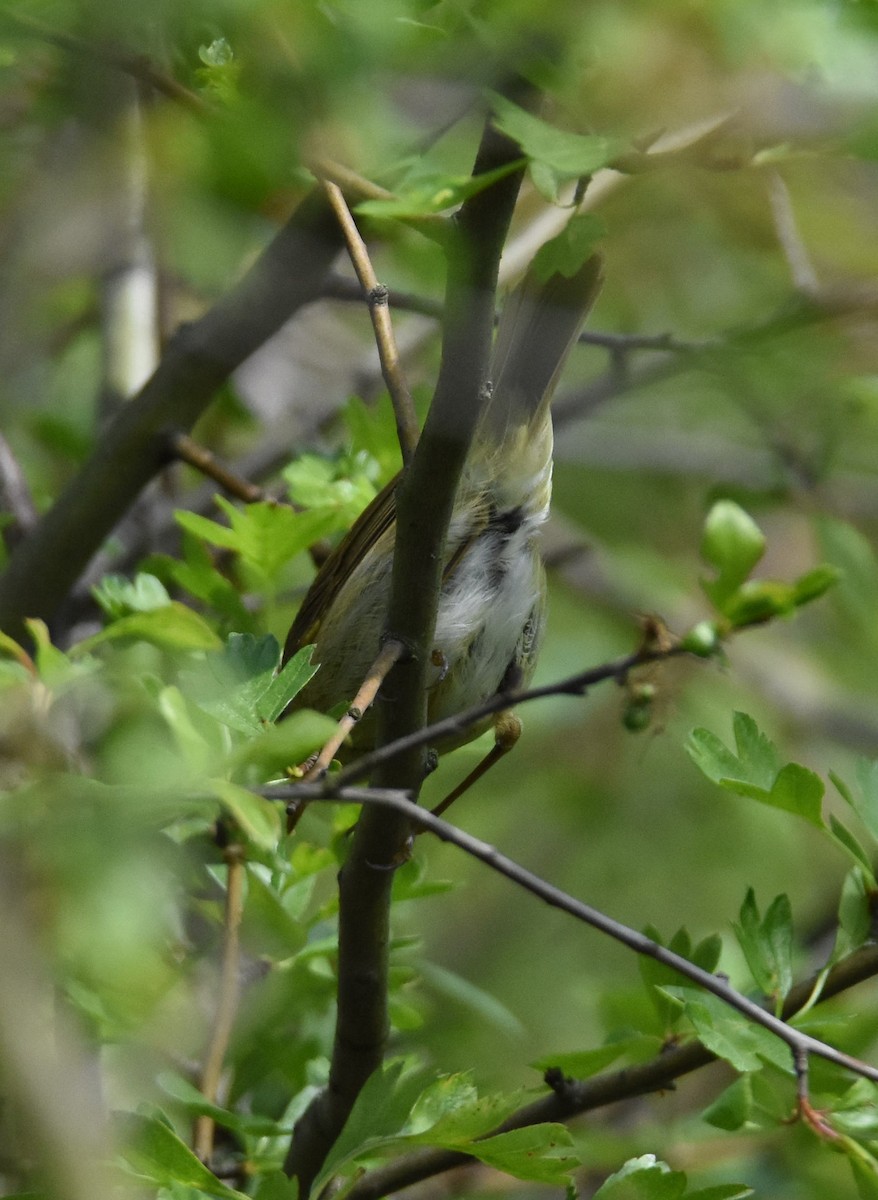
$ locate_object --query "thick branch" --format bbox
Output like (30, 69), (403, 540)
(283, 114), (527, 1198)
(0, 190), (343, 642)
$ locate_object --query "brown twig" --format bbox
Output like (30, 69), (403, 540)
(193, 844), (246, 1163)
(170, 432), (265, 504)
(302, 639), (406, 783)
(321, 180), (420, 464)
(308, 157), (449, 245)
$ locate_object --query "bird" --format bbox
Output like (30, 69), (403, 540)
(282, 254), (604, 776)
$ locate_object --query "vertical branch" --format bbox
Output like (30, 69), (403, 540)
(284, 110), (527, 1197)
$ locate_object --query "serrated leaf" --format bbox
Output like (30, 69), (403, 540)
(733, 890), (793, 1003)
(116, 1111), (246, 1198)
(93, 572), (171, 618)
(75, 604), (222, 653)
(355, 159), (524, 218)
(258, 645), (320, 723)
(532, 214), (605, 280)
(593, 1153), (686, 1199)
(461, 1124), (580, 1185)
(532, 1042), (627, 1078)
(829, 815), (875, 878)
(489, 92), (621, 178)
(210, 779), (282, 849)
(668, 989), (791, 1073)
(229, 710), (337, 779)
(702, 1075), (753, 1131)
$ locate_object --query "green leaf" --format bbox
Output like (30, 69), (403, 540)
(460, 1124), (580, 1185)
(74, 604), (222, 653)
(792, 564), (840, 607)
(210, 779), (282, 850)
(732, 890), (793, 1003)
(701, 1075), (753, 1131)
(532, 1042), (627, 1079)
(93, 572), (172, 618)
(532, 214), (606, 281)
(829, 815), (875, 879)
(185, 634), (319, 737)
(489, 92), (621, 179)
(355, 159), (525, 218)
(117, 1111), (246, 1198)
(229, 710), (336, 779)
(686, 1188), (753, 1200)
(592, 1153), (686, 1199)
(700, 501), (766, 609)
(686, 714), (824, 828)
(667, 989), (791, 1073)
(176, 502), (337, 588)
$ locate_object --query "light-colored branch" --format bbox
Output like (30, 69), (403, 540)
(194, 846), (246, 1162)
(321, 180), (420, 464)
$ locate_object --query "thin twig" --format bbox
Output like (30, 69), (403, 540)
(170, 432), (265, 504)
(194, 845), (246, 1162)
(299, 639), (407, 784)
(330, 644), (686, 790)
(268, 783), (878, 1090)
(321, 180), (420, 464)
(0, 7), (208, 113)
(308, 157), (449, 245)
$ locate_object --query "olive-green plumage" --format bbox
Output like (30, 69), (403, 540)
(283, 255), (603, 752)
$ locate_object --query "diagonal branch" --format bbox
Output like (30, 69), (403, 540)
(0, 189), (344, 643)
(261, 784), (878, 1200)
(282, 109), (527, 1199)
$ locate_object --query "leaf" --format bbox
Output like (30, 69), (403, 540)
(686, 714), (824, 828)
(701, 1075), (753, 1131)
(489, 92), (621, 178)
(732, 890), (793, 1003)
(829, 815), (875, 879)
(210, 779), (282, 850)
(229, 710), (336, 779)
(258, 645), (321, 724)
(666, 989), (791, 1074)
(459, 1124), (580, 1185)
(93, 572), (172, 618)
(116, 1111), (246, 1198)
(532, 214), (606, 280)
(74, 604), (222, 653)
(532, 1042), (628, 1078)
(592, 1153), (686, 1199)
(355, 159), (525, 218)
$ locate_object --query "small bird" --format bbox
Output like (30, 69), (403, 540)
(283, 254), (603, 766)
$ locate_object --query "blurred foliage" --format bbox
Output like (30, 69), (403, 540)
(3, 1), (878, 1198)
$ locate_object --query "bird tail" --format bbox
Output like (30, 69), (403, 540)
(484, 252), (604, 442)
